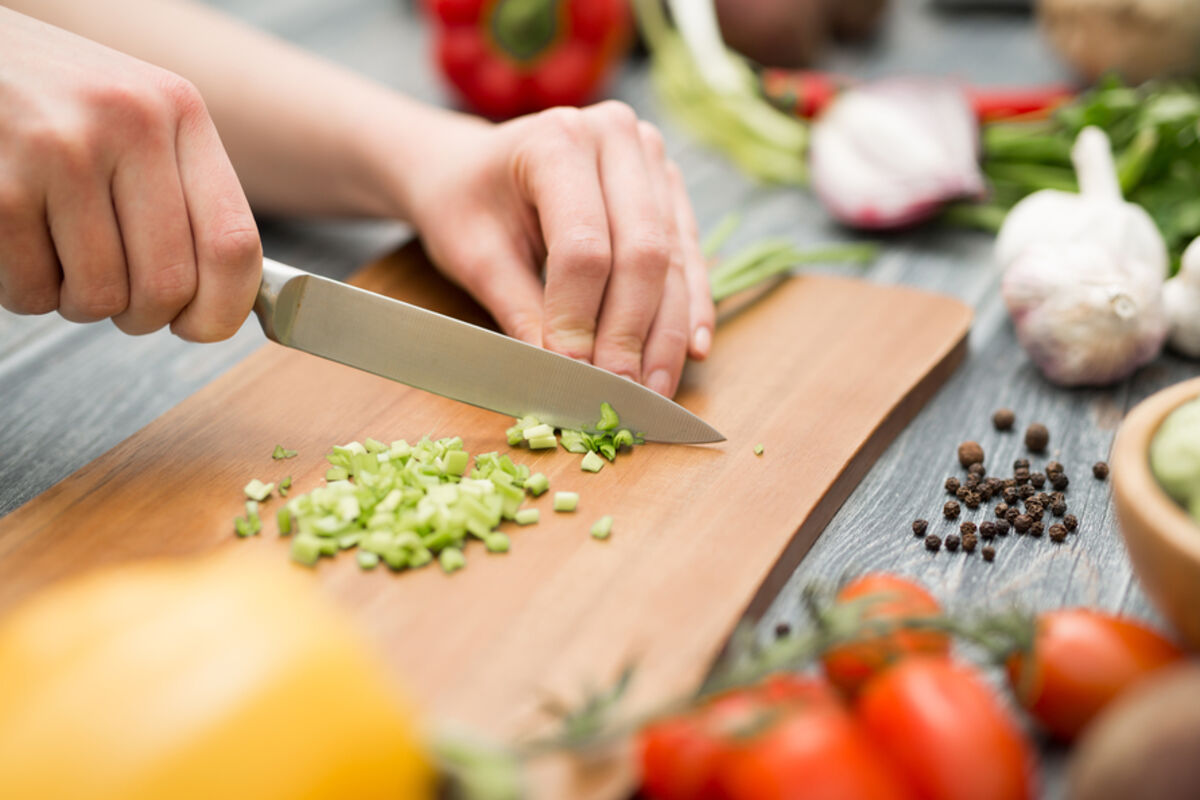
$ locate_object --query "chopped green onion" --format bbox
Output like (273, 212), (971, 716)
(527, 435), (558, 450)
(484, 533), (511, 553)
(325, 466), (348, 481)
(440, 547), (466, 573)
(590, 515), (614, 540)
(754, 443), (764, 456)
(276, 507), (292, 536)
(272, 444), (298, 460)
(443, 449), (470, 476)
(514, 508), (540, 525)
(522, 423), (555, 440)
(279, 475), (292, 497)
(233, 516), (257, 537)
(243, 479), (274, 502)
(596, 402), (619, 431)
(554, 492), (579, 512)
(525, 472), (550, 496)
(580, 451), (605, 473)
(613, 429), (634, 449)
(356, 550), (380, 570)
(291, 535), (322, 566)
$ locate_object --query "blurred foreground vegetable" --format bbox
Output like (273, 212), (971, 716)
(426, 0), (631, 118)
(0, 553), (434, 800)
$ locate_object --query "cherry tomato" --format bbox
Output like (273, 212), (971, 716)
(857, 657), (1036, 800)
(638, 690), (758, 800)
(821, 573), (951, 696)
(1006, 609), (1184, 741)
(718, 684), (915, 800)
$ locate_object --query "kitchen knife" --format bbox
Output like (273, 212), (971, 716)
(253, 259), (724, 444)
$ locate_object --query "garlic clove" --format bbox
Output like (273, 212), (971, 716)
(1002, 241), (1168, 386)
(1164, 236), (1200, 358)
(809, 78), (984, 229)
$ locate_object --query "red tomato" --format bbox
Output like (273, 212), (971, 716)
(857, 657), (1036, 800)
(640, 676), (913, 800)
(718, 689), (915, 800)
(821, 574), (951, 696)
(1006, 609), (1184, 741)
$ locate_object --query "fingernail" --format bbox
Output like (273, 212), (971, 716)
(646, 369), (672, 397)
(692, 326), (712, 357)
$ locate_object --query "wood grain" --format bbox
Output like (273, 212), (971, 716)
(0, 243), (969, 798)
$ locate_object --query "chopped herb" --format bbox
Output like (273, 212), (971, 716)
(279, 475), (292, 497)
(525, 473), (550, 496)
(440, 547), (466, 573)
(515, 508), (540, 525)
(590, 515), (614, 540)
(581, 451), (605, 473)
(243, 479), (274, 502)
(554, 492), (579, 512)
(272, 444), (298, 460)
(596, 402), (620, 431)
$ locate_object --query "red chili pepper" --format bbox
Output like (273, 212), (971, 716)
(762, 69), (1075, 123)
(425, 0), (632, 120)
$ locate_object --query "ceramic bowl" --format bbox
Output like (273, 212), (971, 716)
(1112, 376), (1200, 649)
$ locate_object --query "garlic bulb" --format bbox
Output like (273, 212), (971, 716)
(809, 79), (985, 229)
(998, 126), (1169, 386)
(1164, 237), (1200, 357)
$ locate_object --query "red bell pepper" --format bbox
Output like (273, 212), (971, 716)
(762, 69), (1075, 123)
(426, 0), (632, 119)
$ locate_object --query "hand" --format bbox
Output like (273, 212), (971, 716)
(0, 7), (261, 341)
(401, 101), (716, 398)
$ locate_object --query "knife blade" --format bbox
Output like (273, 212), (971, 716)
(253, 259), (724, 444)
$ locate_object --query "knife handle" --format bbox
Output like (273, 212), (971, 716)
(255, 258), (305, 342)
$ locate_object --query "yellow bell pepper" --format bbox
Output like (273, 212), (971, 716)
(0, 552), (434, 800)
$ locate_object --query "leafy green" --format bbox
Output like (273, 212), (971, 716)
(966, 78), (1200, 273)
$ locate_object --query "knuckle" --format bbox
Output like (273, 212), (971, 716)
(138, 260), (196, 311)
(6, 283), (59, 315)
(205, 223), (262, 273)
(157, 73), (207, 122)
(538, 106), (589, 142)
(600, 329), (647, 359)
(637, 120), (666, 157)
(552, 229), (611, 281)
(623, 230), (672, 274)
(171, 311), (239, 343)
(72, 276), (129, 319)
(652, 324), (690, 354)
(91, 81), (169, 132)
(591, 100), (639, 132)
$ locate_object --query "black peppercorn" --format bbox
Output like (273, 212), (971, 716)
(1013, 458), (1030, 471)
(1093, 461), (1109, 480)
(925, 534), (942, 552)
(1015, 467), (1031, 485)
(980, 521), (997, 540)
(993, 408), (1015, 430)
(979, 485), (993, 502)
(965, 473), (982, 488)
(995, 503), (1009, 518)
(964, 491), (981, 510)
(1019, 484), (1036, 499)
(945, 534), (961, 552)
(1030, 472), (1046, 489)
(962, 532), (978, 553)
(1003, 478), (1017, 489)
(1030, 521), (1045, 537)
(1014, 514), (1032, 533)
(958, 441), (984, 468)
(1038, 492), (1053, 506)
(775, 621), (792, 638)
(982, 546), (996, 562)
(1051, 473), (1070, 491)
(968, 462), (986, 479)
(1049, 523), (1067, 543)
(1003, 487), (1020, 505)
(1063, 514), (1078, 532)
(961, 521), (977, 536)
(957, 485), (971, 501)
(1025, 423), (1050, 452)
(1006, 507), (1021, 524)
(1026, 499), (1044, 516)
(1051, 500), (1066, 517)
(1046, 460), (1064, 476)
(944, 501), (961, 519)
(913, 519), (929, 536)
(945, 476), (961, 494)
(995, 518), (1010, 536)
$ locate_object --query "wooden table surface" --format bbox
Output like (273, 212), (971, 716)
(2, 0), (1196, 795)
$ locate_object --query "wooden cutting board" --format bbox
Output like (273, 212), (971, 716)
(0, 242), (970, 797)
